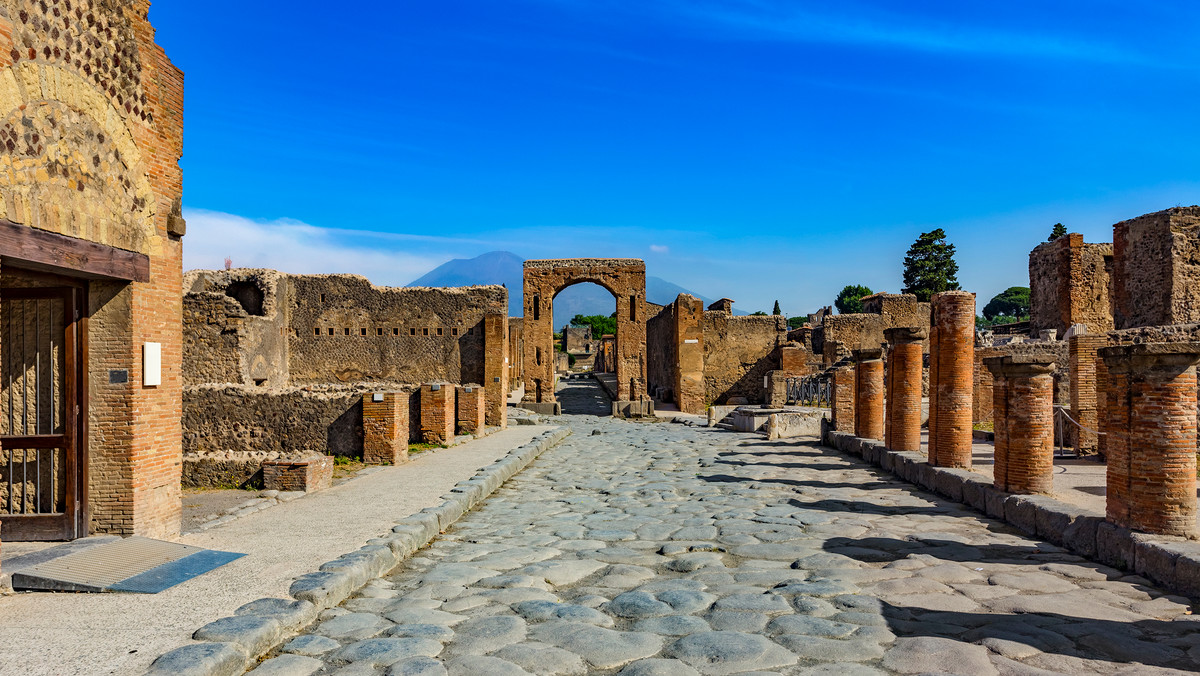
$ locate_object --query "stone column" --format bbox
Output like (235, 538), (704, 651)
(929, 291), (975, 468)
(884, 327), (927, 452)
(830, 363), (856, 433)
(1101, 343), (1200, 536)
(674, 295), (706, 414)
(985, 355), (1056, 494)
(1068, 333), (1104, 455)
(362, 391), (410, 465)
(853, 348), (885, 440)
(420, 382), (455, 445)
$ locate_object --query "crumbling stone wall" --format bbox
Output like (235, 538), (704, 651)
(183, 269), (290, 387)
(563, 326), (594, 354)
(702, 312), (787, 405)
(1112, 207), (1200, 329)
(0, 0), (186, 538)
(288, 275), (506, 385)
(1029, 233), (1113, 336)
(508, 317), (524, 391)
(816, 294), (930, 367)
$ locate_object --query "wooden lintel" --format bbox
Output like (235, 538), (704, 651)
(0, 220), (150, 282)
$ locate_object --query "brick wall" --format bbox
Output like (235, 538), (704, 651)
(263, 456), (332, 493)
(1112, 206), (1200, 329)
(456, 385), (486, 435)
(363, 391), (410, 465)
(1028, 233), (1114, 336)
(420, 382), (455, 445)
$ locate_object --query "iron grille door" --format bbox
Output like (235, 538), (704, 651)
(0, 288), (81, 540)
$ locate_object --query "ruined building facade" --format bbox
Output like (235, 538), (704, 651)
(0, 0), (184, 540)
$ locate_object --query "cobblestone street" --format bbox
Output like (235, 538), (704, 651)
(264, 382), (1200, 675)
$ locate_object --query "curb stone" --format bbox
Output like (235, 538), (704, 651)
(146, 426), (572, 676)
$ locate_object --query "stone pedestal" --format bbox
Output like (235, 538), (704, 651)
(885, 327), (927, 452)
(263, 455), (333, 493)
(456, 384), (486, 435)
(929, 292), (975, 468)
(853, 348), (885, 441)
(420, 382), (455, 445)
(985, 355), (1056, 494)
(362, 391), (409, 465)
(1101, 343), (1200, 537)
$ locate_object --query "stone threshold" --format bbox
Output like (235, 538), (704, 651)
(145, 426), (573, 676)
(821, 425), (1200, 601)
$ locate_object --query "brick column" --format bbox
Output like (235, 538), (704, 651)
(420, 382), (455, 445)
(362, 392), (410, 465)
(1069, 333), (1104, 455)
(674, 295), (706, 414)
(985, 355), (1056, 494)
(1101, 343), (1200, 537)
(483, 314), (509, 429)
(884, 327), (927, 452)
(830, 363), (856, 433)
(929, 291), (975, 468)
(853, 348), (884, 440)
(456, 384), (486, 435)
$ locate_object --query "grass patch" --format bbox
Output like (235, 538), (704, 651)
(974, 421), (994, 433)
(408, 443), (444, 456)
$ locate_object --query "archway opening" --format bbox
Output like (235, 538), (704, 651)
(553, 282), (617, 415)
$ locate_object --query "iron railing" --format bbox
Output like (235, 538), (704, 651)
(786, 374), (832, 408)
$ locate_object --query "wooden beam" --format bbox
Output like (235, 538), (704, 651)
(0, 220), (150, 282)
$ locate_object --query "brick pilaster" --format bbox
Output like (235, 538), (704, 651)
(884, 327), (927, 452)
(420, 382), (455, 445)
(1101, 343), (1200, 537)
(985, 355), (1056, 494)
(929, 291), (975, 468)
(483, 314), (508, 428)
(456, 384), (486, 435)
(831, 363), (856, 433)
(1069, 333), (1105, 455)
(362, 392), (409, 465)
(853, 348), (885, 441)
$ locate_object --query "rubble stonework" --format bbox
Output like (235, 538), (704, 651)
(1028, 233), (1114, 336)
(523, 259), (647, 405)
(1101, 343), (1200, 537)
(0, 0), (185, 539)
(986, 355), (1056, 494)
(815, 293), (931, 367)
(884, 327), (926, 452)
(928, 291), (975, 468)
(1113, 206), (1200, 329)
(852, 348), (884, 440)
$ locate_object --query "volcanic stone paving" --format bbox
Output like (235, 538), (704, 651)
(264, 420), (1200, 673)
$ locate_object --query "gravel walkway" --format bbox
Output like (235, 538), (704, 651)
(260, 380), (1200, 675)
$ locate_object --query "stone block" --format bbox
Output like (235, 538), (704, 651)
(613, 400), (655, 418)
(960, 475), (989, 512)
(1133, 537), (1189, 590)
(916, 462), (937, 492)
(1032, 498), (1076, 547)
(1096, 521), (1136, 571)
(1003, 494), (1039, 535)
(1171, 544), (1200, 598)
(262, 456), (332, 493)
(983, 486), (1009, 520)
(933, 468), (971, 503)
(766, 411), (823, 440)
(1062, 514), (1102, 559)
(880, 450), (897, 472)
(524, 402), (561, 416)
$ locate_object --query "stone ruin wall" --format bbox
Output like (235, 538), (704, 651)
(182, 270), (507, 485)
(1113, 207), (1200, 330)
(645, 302), (674, 402)
(815, 294), (931, 366)
(973, 340), (1069, 425)
(1028, 234), (1113, 336)
(508, 317), (524, 392)
(701, 312), (787, 405)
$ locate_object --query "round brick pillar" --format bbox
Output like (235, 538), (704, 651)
(884, 327), (927, 452)
(853, 348), (885, 440)
(984, 355), (1056, 494)
(929, 291), (976, 468)
(1101, 343), (1200, 537)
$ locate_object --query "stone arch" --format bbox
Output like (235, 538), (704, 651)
(523, 259), (648, 407)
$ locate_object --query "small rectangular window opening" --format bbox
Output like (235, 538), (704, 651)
(393, 328), (399, 336)
(437, 327), (444, 336)
(344, 328), (351, 336)
(314, 327), (321, 336)
(328, 328), (334, 336)
(377, 328), (384, 336)
(452, 328), (459, 336)
(423, 328), (430, 336)
(410, 328), (417, 336)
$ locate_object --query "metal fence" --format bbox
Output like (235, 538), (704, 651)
(786, 374), (832, 408)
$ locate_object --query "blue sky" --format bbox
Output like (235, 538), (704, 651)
(155, 1), (1200, 315)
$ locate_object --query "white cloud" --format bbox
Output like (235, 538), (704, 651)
(649, 244), (669, 253)
(181, 209), (456, 286)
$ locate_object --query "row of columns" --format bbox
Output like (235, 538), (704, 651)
(839, 289), (1200, 537)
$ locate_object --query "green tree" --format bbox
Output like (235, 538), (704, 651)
(1048, 223), (1067, 241)
(787, 316), (807, 330)
(750, 310), (768, 316)
(834, 284), (874, 314)
(772, 300), (782, 315)
(570, 314), (617, 337)
(983, 286), (1031, 320)
(901, 229), (960, 302)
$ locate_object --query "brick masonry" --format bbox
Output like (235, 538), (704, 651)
(420, 382), (455, 445)
(1102, 343), (1200, 537)
(884, 327), (926, 453)
(929, 291), (975, 468)
(1069, 333), (1105, 454)
(830, 362), (856, 434)
(456, 385), (486, 435)
(1112, 206), (1200, 330)
(853, 348), (884, 441)
(362, 392), (410, 465)
(262, 456), (333, 493)
(1028, 233), (1114, 336)
(986, 355), (1056, 494)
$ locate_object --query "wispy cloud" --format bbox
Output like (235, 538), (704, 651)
(650, 244), (670, 253)
(182, 209), (471, 286)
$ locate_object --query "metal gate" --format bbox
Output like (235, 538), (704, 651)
(0, 287), (82, 540)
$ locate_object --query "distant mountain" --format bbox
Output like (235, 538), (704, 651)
(408, 251), (746, 325)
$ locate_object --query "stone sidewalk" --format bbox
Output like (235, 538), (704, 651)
(0, 424), (555, 676)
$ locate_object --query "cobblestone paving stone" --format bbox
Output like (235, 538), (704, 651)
(261, 381), (1200, 675)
